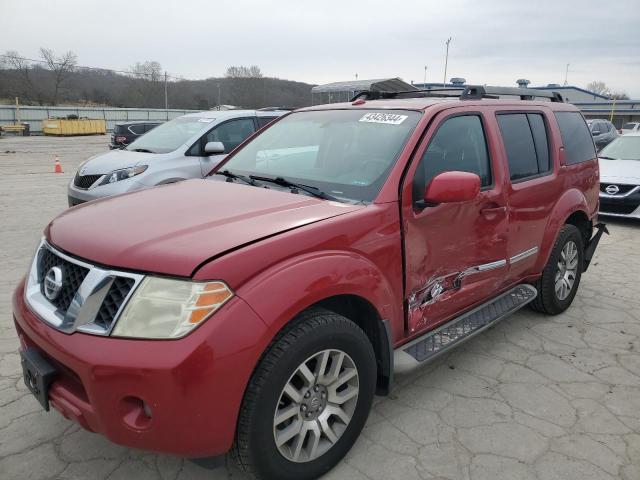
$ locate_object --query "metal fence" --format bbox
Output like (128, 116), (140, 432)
(0, 106), (200, 134)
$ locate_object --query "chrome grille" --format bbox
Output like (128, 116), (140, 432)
(25, 241), (143, 335)
(600, 183), (636, 195)
(73, 173), (102, 189)
(38, 248), (89, 311)
(94, 277), (135, 330)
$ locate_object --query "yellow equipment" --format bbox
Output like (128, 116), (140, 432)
(43, 118), (106, 136)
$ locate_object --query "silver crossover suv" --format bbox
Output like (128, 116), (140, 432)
(68, 109), (287, 206)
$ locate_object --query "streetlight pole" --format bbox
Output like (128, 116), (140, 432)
(164, 71), (168, 110)
(423, 65), (428, 86)
(563, 63), (570, 86)
(443, 37), (452, 87)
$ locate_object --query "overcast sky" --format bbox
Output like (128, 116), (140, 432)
(2, 0), (639, 97)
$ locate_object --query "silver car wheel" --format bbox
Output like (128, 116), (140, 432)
(555, 240), (579, 300)
(273, 349), (359, 463)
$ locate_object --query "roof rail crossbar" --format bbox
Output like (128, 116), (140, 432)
(461, 86), (564, 102)
(350, 86), (564, 103)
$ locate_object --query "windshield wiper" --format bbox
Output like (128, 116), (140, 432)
(214, 169), (257, 186)
(249, 175), (340, 202)
(130, 148), (154, 153)
(598, 156), (616, 160)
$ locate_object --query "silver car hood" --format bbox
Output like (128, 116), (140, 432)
(78, 149), (168, 175)
(599, 158), (640, 184)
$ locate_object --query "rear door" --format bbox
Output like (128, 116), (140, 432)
(401, 108), (510, 335)
(495, 108), (559, 280)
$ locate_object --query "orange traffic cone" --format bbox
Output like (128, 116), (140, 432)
(54, 155), (63, 174)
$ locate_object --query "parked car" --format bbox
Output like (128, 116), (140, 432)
(14, 86), (606, 480)
(68, 109), (287, 206)
(587, 118), (618, 150)
(598, 132), (640, 218)
(620, 122), (640, 135)
(110, 121), (162, 149)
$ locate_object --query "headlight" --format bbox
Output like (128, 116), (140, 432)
(111, 277), (233, 339)
(101, 165), (148, 185)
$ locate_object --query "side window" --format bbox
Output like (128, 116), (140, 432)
(257, 117), (277, 128)
(413, 115), (491, 201)
(205, 118), (255, 152)
(129, 124), (145, 135)
(497, 113), (551, 181)
(554, 112), (596, 165)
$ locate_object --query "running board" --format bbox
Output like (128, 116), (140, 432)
(394, 284), (537, 374)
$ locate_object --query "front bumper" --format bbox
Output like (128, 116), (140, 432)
(67, 178), (147, 207)
(599, 187), (640, 219)
(12, 280), (268, 457)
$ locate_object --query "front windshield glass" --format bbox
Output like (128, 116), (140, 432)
(599, 136), (640, 161)
(126, 116), (212, 154)
(219, 109), (421, 203)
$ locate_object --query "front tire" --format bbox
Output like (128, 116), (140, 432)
(233, 308), (376, 480)
(530, 224), (584, 315)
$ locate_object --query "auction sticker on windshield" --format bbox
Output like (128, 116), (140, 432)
(359, 112), (408, 125)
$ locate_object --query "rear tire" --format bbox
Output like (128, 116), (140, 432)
(233, 308), (376, 480)
(530, 224), (584, 315)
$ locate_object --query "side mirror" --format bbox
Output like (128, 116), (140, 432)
(420, 171), (481, 207)
(591, 130), (601, 136)
(204, 141), (225, 155)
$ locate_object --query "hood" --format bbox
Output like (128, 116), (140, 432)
(79, 149), (165, 175)
(47, 179), (363, 277)
(599, 158), (640, 184)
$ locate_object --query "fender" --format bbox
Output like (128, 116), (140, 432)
(236, 250), (402, 346)
(533, 187), (590, 273)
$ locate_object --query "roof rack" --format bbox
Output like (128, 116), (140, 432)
(350, 85), (564, 103)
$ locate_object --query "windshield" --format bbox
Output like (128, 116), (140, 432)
(218, 109), (421, 203)
(126, 116), (212, 153)
(599, 136), (640, 161)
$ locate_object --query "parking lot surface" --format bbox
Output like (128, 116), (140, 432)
(0, 135), (639, 480)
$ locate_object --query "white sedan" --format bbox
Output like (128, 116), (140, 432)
(598, 132), (640, 219)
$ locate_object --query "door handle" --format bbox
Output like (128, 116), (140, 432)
(480, 205), (507, 216)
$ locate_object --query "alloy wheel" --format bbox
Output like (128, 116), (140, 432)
(273, 349), (359, 463)
(555, 240), (579, 300)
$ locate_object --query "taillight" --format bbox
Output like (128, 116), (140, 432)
(116, 136), (127, 142)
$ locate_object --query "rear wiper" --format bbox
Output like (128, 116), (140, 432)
(249, 175), (340, 202)
(131, 148), (154, 153)
(214, 169), (257, 186)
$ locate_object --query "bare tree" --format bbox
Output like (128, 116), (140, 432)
(225, 65), (263, 78)
(610, 91), (630, 100)
(130, 61), (163, 81)
(39, 48), (77, 105)
(586, 81), (611, 97)
(1, 50), (45, 104)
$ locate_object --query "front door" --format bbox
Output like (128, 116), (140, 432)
(197, 117), (257, 176)
(401, 110), (509, 335)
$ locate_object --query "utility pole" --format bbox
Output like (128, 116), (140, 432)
(355, 73), (358, 80)
(164, 71), (168, 110)
(423, 65), (428, 86)
(563, 63), (570, 86)
(217, 83), (221, 109)
(443, 37), (452, 87)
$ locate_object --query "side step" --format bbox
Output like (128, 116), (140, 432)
(394, 284), (537, 374)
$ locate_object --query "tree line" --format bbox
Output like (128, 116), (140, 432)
(0, 49), (314, 109)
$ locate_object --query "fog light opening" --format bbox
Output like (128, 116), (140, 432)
(119, 396), (153, 430)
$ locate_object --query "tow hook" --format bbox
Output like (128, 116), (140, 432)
(583, 223), (609, 271)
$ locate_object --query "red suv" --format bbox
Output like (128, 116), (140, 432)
(13, 86), (606, 480)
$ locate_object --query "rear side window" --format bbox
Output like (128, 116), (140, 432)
(554, 112), (596, 165)
(129, 124), (145, 135)
(497, 113), (550, 181)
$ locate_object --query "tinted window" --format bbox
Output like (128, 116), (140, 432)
(205, 118), (255, 152)
(497, 113), (551, 181)
(129, 124), (145, 135)
(144, 123), (160, 132)
(554, 112), (596, 165)
(413, 115), (491, 200)
(257, 117), (277, 128)
(528, 114), (550, 173)
(497, 114), (539, 180)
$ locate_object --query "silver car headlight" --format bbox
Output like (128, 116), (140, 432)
(111, 277), (234, 339)
(100, 165), (148, 185)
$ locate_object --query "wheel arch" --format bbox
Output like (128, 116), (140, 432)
(533, 188), (591, 273)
